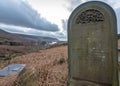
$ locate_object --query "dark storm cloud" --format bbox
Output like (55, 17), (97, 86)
(0, 0), (59, 31)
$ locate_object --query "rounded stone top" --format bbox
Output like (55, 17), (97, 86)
(68, 1), (116, 25)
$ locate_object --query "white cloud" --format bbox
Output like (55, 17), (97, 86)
(0, 24), (31, 33)
(64, 0), (120, 11)
(62, 0), (120, 34)
(0, 24), (67, 40)
(0, 0), (59, 31)
(0, 0), (120, 40)
(28, 0), (70, 32)
(108, 0), (120, 9)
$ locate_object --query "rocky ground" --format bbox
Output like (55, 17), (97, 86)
(0, 45), (68, 86)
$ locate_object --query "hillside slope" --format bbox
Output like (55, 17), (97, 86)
(0, 29), (58, 45)
(0, 45), (68, 86)
(0, 29), (58, 57)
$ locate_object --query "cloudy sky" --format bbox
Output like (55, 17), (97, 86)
(0, 0), (120, 40)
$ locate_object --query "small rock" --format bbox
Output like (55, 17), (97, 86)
(14, 67), (39, 86)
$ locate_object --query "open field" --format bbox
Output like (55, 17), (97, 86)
(0, 45), (68, 86)
(0, 45), (120, 86)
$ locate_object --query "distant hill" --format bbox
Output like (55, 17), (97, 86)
(0, 29), (58, 57)
(17, 34), (58, 44)
(0, 29), (58, 46)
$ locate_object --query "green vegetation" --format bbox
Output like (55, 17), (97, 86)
(61, 42), (68, 45)
(0, 41), (23, 46)
(58, 57), (65, 64)
(41, 41), (47, 46)
(9, 42), (23, 46)
(0, 54), (16, 61)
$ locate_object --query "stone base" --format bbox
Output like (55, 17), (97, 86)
(68, 79), (111, 86)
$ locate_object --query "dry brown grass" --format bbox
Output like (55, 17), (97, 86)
(0, 45), (68, 86)
(0, 45), (120, 86)
(0, 74), (18, 86)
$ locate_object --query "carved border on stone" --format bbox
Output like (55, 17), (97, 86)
(76, 9), (104, 24)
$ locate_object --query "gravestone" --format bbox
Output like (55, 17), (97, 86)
(67, 1), (118, 86)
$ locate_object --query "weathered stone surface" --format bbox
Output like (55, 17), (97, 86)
(67, 1), (118, 86)
(14, 67), (39, 86)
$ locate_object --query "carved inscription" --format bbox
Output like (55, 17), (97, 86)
(76, 9), (104, 24)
